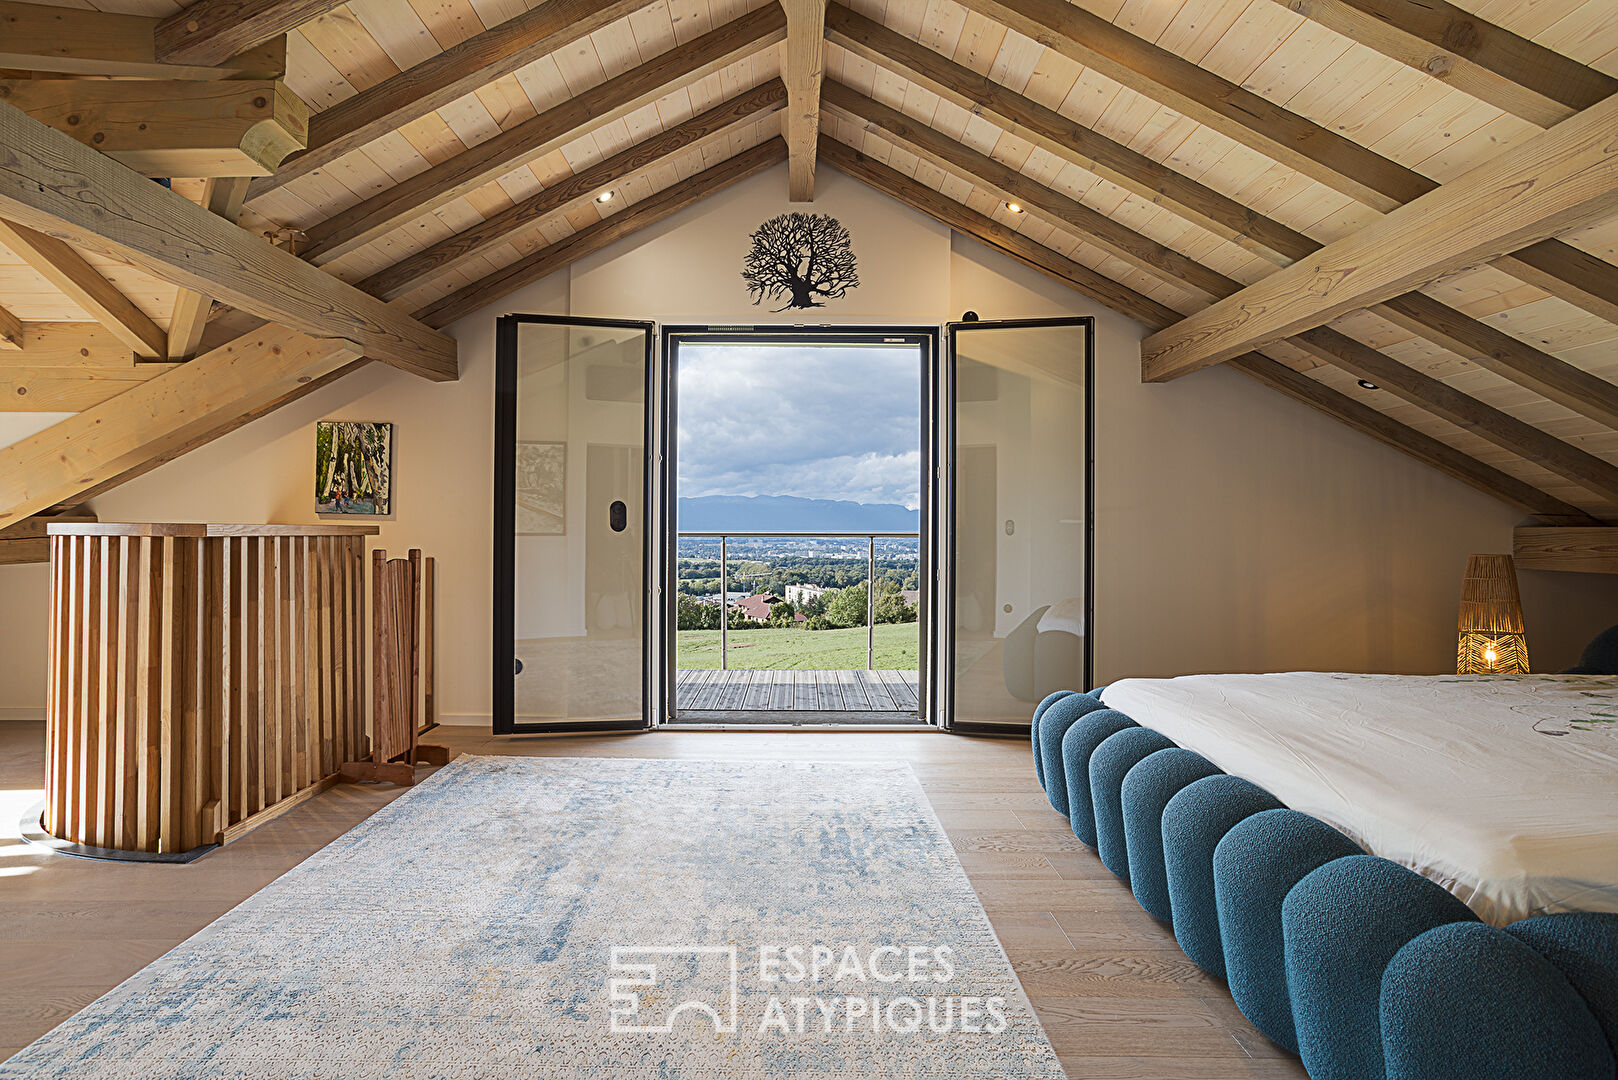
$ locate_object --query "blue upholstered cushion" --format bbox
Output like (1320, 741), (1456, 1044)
(1058, 709), (1139, 847)
(1506, 912), (1618, 1055)
(1162, 775), (1283, 980)
(1120, 748), (1223, 921)
(1382, 922), (1616, 1080)
(1088, 727), (1177, 881)
(1283, 855), (1480, 1080)
(1213, 809), (1362, 1053)
(1565, 623), (1618, 675)
(1031, 690), (1078, 791)
(1036, 694), (1108, 815)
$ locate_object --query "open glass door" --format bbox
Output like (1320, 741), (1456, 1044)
(941, 318), (1094, 734)
(493, 315), (659, 734)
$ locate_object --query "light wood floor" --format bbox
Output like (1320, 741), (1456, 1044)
(674, 668), (921, 712)
(0, 721), (1303, 1078)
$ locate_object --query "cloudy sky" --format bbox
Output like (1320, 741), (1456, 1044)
(676, 343), (922, 509)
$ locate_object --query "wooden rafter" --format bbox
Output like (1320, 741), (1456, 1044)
(1142, 95), (1618, 381)
(0, 79), (307, 178)
(1514, 527), (1618, 572)
(247, 0), (649, 201)
(169, 177), (251, 361)
(153, 0), (342, 68)
(0, 300), (21, 350)
(0, 219), (166, 358)
(300, 4), (787, 264)
(0, 101), (455, 380)
(1273, 0), (1617, 127)
(1289, 327), (1618, 504)
(416, 138), (789, 329)
(358, 80), (787, 302)
(1495, 242), (1618, 326)
(0, 0), (286, 80)
(782, 0), (829, 201)
(825, 3), (1314, 265)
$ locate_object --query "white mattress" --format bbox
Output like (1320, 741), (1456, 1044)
(1100, 672), (1618, 926)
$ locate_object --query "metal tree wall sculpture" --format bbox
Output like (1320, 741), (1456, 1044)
(741, 212), (860, 311)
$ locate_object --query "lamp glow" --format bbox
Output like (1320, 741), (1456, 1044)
(1456, 555), (1529, 675)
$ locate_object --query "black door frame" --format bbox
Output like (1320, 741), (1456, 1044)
(941, 316), (1096, 735)
(492, 313), (657, 735)
(660, 325), (941, 725)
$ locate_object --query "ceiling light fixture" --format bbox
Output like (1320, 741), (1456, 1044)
(1357, 379), (1380, 390)
(596, 191), (615, 204)
(1004, 201), (1024, 214)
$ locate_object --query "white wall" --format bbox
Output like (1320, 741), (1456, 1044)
(0, 161), (1612, 723)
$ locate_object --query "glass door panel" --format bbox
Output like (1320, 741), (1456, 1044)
(945, 318), (1093, 732)
(494, 315), (655, 733)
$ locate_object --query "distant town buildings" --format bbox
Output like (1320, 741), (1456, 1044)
(784, 583), (828, 605)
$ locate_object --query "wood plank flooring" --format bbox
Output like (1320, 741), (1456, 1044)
(0, 721), (1303, 1078)
(675, 668), (920, 712)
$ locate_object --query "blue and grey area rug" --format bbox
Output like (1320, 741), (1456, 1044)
(1, 756), (1066, 1079)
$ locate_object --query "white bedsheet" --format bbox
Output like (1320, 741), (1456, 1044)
(1100, 672), (1618, 926)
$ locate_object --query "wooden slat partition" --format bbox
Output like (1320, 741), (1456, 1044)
(43, 522), (377, 854)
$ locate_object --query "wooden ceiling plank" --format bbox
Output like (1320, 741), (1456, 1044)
(0, 300), (20, 350)
(0, 79), (308, 179)
(1141, 95), (1618, 381)
(154, 0), (345, 68)
(818, 133), (1184, 329)
(822, 79), (1242, 300)
(1373, 292), (1618, 430)
(417, 136), (788, 329)
(1290, 325), (1618, 503)
(249, 0), (650, 202)
(1275, 0), (1618, 127)
(300, 4), (788, 265)
(169, 177), (252, 361)
(0, 325), (361, 526)
(783, 0), (830, 201)
(0, 1), (286, 80)
(0, 220), (167, 358)
(955, 0), (1436, 212)
(358, 79), (787, 301)
(0, 102), (456, 380)
(1232, 353), (1597, 521)
(825, 2), (1316, 266)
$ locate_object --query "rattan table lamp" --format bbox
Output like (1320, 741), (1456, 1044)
(1457, 554), (1529, 675)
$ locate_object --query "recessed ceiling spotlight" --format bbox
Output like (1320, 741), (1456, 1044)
(596, 191), (615, 204)
(1357, 379), (1380, 390)
(1004, 201), (1024, 214)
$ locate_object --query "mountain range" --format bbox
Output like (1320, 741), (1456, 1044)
(677, 495), (920, 532)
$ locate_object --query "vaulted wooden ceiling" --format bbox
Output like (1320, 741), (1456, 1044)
(0, 0), (1615, 534)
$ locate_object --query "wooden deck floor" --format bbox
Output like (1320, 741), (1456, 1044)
(675, 668), (920, 713)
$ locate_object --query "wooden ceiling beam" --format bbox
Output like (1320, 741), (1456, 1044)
(154, 0), (342, 68)
(1493, 241), (1618, 326)
(825, 2), (1315, 266)
(0, 300), (21, 350)
(783, 0), (829, 201)
(822, 80), (1240, 300)
(0, 1), (286, 80)
(0, 219), (167, 357)
(300, 4), (787, 265)
(0, 79), (306, 178)
(0, 101), (456, 380)
(1514, 527), (1618, 572)
(248, 0), (649, 201)
(416, 137), (788, 330)
(0, 325), (361, 526)
(358, 80), (787, 302)
(1141, 96), (1618, 381)
(1273, 0), (1617, 127)
(1232, 354), (1597, 522)
(0, 323), (135, 367)
(1289, 326), (1618, 503)
(819, 135), (1183, 329)
(1372, 292), (1618, 431)
(168, 176), (251, 360)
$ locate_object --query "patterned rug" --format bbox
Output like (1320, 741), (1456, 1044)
(1, 756), (1066, 1079)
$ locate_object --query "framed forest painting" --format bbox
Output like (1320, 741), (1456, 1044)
(315, 420), (392, 515)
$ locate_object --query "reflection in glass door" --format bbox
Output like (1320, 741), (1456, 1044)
(493, 315), (655, 733)
(943, 318), (1093, 732)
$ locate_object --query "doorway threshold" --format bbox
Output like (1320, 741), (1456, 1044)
(667, 710), (929, 726)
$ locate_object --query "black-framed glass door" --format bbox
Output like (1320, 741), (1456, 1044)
(493, 314), (657, 734)
(940, 317), (1095, 734)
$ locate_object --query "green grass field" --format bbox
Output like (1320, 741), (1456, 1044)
(676, 623), (920, 670)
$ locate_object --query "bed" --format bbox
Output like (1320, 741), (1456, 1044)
(1099, 671), (1618, 926)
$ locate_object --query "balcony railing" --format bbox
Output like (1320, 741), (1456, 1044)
(676, 530), (920, 670)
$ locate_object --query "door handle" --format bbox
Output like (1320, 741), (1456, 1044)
(609, 500), (628, 532)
